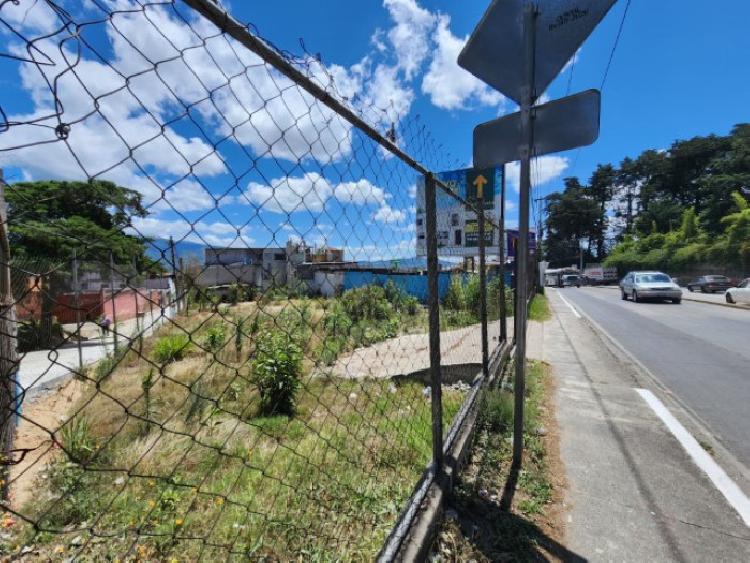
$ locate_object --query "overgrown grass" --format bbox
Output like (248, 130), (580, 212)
(4, 286), (472, 560)
(432, 361), (559, 561)
(528, 294), (552, 322)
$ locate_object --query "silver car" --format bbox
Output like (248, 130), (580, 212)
(620, 271), (682, 304)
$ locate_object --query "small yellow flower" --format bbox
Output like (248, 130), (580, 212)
(147, 500), (156, 508)
(174, 518), (184, 526)
(215, 498), (224, 506)
(54, 545), (65, 554)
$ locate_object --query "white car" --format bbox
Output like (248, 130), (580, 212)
(725, 278), (750, 304)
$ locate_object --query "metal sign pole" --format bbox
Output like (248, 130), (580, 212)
(499, 167), (507, 343)
(478, 208), (488, 378)
(425, 173), (443, 472)
(513, 2), (537, 470)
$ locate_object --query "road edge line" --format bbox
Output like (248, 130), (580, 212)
(635, 388), (750, 527)
(555, 290), (581, 318)
(553, 290), (750, 488)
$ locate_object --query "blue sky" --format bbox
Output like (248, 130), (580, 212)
(1, 1), (749, 261)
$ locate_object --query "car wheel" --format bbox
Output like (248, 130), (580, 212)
(701, 286), (707, 293)
(671, 298), (681, 304)
(632, 290), (639, 303)
(621, 290), (628, 300)
(687, 286), (694, 292)
(726, 293), (735, 304)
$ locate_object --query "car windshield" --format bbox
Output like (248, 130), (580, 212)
(708, 276), (728, 281)
(636, 274), (671, 283)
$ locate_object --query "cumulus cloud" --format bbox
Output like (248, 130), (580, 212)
(421, 15), (505, 111)
(382, 0), (437, 79)
(241, 173), (399, 223)
(131, 216), (254, 248)
(505, 156), (569, 192)
(372, 204), (407, 224)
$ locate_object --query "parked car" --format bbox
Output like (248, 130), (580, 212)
(685, 275), (733, 293)
(620, 271), (682, 304)
(562, 274), (581, 288)
(725, 278), (750, 304)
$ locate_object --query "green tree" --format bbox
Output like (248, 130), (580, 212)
(6, 180), (148, 264)
(544, 178), (599, 267)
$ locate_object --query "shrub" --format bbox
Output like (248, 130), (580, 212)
(443, 276), (466, 310)
(339, 285), (394, 322)
(252, 329), (303, 416)
(152, 333), (191, 364)
(60, 416), (99, 465)
(94, 344), (129, 381)
(203, 323), (227, 352)
(482, 389), (514, 433)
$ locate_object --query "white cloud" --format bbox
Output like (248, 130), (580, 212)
(0, 0), (60, 34)
(244, 172), (333, 214)
(333, 179), (387, 205)
(241, 173), (396, 218)
(505, 200), (517, 212)
(372, 204), (406, 224)
(382, 0), (437, 80)
(131, 216), (254, 248)
(505, 156), (569, 192)
(421, 15), (505, 111)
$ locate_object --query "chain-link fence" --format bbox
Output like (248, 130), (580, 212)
(0, 0), (513, 559)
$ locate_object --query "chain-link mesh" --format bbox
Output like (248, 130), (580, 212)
(0, 0), (509, 559)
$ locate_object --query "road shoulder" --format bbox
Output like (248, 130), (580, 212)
(530, 289), (750, 561)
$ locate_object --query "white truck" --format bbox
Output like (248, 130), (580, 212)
(584, 264), (618, 285)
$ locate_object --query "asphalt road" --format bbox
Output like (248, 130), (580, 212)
(559, 287), (750, 469)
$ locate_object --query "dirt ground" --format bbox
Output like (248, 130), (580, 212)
(8, 377), (84, 509)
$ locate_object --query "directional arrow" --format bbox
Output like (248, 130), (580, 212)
(473, 173), (489, 200)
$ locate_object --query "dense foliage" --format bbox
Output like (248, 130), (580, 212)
(543, 124), (750, 273)
(6, 179), (149, 265)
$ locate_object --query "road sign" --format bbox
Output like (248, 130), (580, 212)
(458, 0), (617, 106)
(415, 167), (503, 257)
(473, 89), (601, 168)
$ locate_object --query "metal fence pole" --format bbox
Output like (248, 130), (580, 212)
(72, 250), (83, 370)
(0, 177), (18, 501)
(478, 208), (488, 378)
(425, 173), (443, 471)
(109, 251), (118, 352)
(499, 166), (507, 342)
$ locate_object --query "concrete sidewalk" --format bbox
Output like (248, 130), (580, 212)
(18, 312), (170, 397)
(527, 289), (750, 561)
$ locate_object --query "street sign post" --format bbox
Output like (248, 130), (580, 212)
(459, 0), (616, 470)
(458, 0), (617, 106)
(473, 89), (601, 168)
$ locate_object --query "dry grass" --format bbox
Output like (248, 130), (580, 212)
(3, 297), (464, 561)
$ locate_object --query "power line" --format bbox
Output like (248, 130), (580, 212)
(600, 0), (632, 91)
(568, 0), (632, 180)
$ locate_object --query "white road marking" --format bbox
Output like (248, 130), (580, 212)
(636, 388), (750, 527)
(556, 291), (582, 318)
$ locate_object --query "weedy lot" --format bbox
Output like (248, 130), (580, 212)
(432, 360), (567, 562)
(3, 281), (500, 560)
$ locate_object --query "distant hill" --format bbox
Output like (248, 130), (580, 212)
(145, 239), (206, 264)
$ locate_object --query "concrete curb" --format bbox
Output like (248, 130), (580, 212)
(590, 284), (749, 310)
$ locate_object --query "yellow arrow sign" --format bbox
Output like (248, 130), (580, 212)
(472, 174), (488, 200)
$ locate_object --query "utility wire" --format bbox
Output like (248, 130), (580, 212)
(600, 0), (632, 91)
